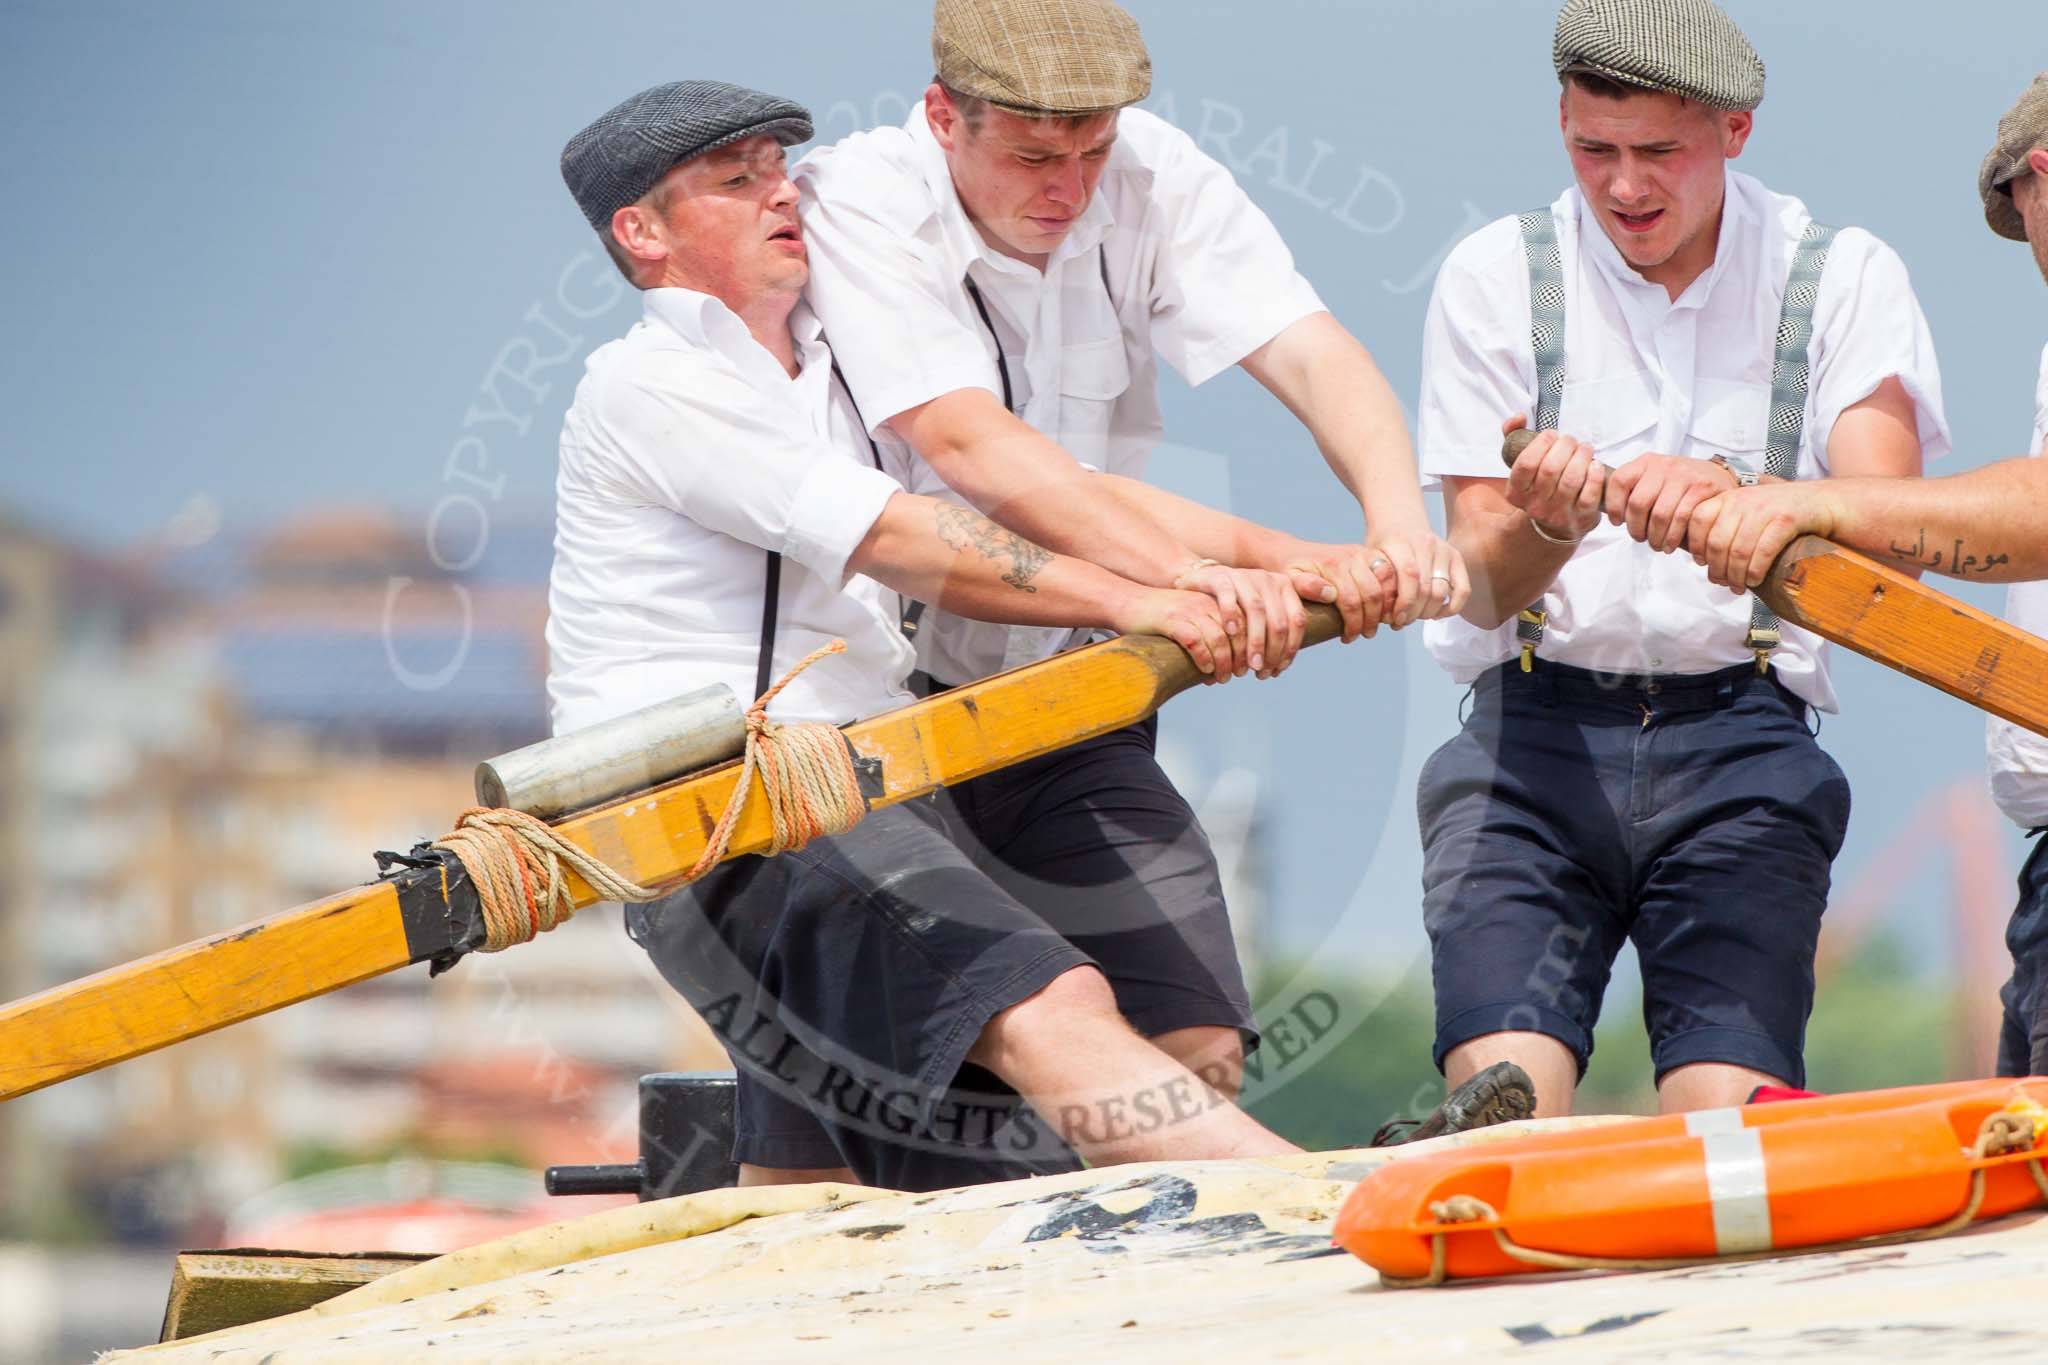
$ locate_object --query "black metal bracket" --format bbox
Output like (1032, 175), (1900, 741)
(374, 843), (487, 978)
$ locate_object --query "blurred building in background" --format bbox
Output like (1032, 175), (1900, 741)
(0, 506), (719, 1252)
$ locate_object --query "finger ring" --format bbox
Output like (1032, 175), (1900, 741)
(1429, 572), (1451, 584)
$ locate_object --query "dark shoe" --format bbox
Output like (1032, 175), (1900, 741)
(1371, 1062), (1537, 1147)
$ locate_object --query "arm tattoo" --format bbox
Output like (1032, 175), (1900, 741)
(1886, 528), (2012, 578)
(935, 505), (1053, 592)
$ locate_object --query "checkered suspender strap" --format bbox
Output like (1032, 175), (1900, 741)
(1748, 221), (1839, 673)
(1514, 210), (1569, 672)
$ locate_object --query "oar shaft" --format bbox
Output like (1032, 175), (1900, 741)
(0, 606), (1341, 1102)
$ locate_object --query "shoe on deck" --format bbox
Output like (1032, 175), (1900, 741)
(1370, 1062), (1537, 1148)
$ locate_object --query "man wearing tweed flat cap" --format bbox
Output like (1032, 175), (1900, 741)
(1678, 73), (2048, 1080)
(793, 0), (1527, 1167)
(1414, 0), (1950, 1118)
(548, 80), (1329, 1192)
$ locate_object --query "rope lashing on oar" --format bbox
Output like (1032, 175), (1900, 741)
(1381, 1108), (2048, 1290)
(431, 641), (866, 953)
(685, 640), (867, 880)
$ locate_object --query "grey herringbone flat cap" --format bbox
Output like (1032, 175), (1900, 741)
(560, 81), (813, 230)
(1553, 0), (1765, 112)
(933, 0), (1150, 115)
(1980, 74), (2048, 243)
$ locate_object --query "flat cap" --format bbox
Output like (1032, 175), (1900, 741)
(560, 80), (813, 231)
(1980, 73), (2048, 243)
(933, 0), (1150, 116)
(1553, 0), (1766, 113)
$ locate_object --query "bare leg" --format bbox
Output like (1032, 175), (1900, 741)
(1444, 1032), (1578, 1119)
(1153, 1025), (1245, 1102)
(1657, 1062), (1782, 1114)
(967, 968), (1298, 1165)
(737, 1164), (859, 1187)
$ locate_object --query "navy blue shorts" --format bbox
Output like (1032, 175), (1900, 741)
(626, 717), (1249, 1191)
(1418, 661), (1852, 1088)
(1997, 834), (2048, 1078)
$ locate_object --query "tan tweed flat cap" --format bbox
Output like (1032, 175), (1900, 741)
(933, 0), (1151, 116)
(1980, 74), (2048, 243)
(1553, 0), (1765, 113)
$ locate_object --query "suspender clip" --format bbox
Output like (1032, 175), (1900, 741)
(1747, 624), (1781, 677)
(1516, 608), (1548, 674)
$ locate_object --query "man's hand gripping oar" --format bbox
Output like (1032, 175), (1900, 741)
(0, 603), (1346, 1103)
(1501, 427), (2048, 740)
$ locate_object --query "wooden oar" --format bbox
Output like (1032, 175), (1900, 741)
(1502, 429), (2048, 737)
(0, 605), (1343, 1103)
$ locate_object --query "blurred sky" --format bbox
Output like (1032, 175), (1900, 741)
(2, 0), (2042, 976)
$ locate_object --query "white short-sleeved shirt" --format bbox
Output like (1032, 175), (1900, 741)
(1418, 171), (1951, 712)
(1986, 342), (2048, 830)
(545, 289), (913, 736)
(795, 103), (1326, 685)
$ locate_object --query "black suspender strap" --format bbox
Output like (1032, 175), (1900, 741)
(963, 278), (1017, 415)
(756, 549), (782, 700)
(828, 360), (925, 641)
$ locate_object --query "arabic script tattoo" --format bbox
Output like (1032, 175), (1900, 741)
(1885, 528), (2013, 578)
(936, 505), (1052, 592)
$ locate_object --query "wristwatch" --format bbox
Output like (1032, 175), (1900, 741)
(1709, 454), (1759, 487)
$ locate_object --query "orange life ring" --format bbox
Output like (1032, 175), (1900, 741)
(1333, 1079), (2048, 1286)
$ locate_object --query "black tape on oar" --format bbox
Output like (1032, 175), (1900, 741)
(375, 844), (488, 977)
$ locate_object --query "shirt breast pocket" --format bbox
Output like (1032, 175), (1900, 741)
(1557, 371), (1659, 463)
(1057, 335), (1132, 469)
(1691, 378), (1773, 473)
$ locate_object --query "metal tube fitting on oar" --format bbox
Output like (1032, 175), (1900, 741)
(476, 685), (747, 820)
(430, 642), (868, 958)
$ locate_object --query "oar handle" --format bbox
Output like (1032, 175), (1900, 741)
(1504, 428), (1611, 471)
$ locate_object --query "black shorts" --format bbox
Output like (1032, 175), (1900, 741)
(1419, 662), (1851, 1088)
(1997, 834), (2048, 1078)
(626, 718), (1251, 1191)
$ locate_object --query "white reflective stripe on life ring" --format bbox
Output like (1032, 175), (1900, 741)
(1696, 1128), (1774, 1255)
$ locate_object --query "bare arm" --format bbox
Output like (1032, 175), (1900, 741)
(1689, 458), (2048, 590)
(885, 389), (1195, 586)
(1442, 420), (1608, 632)
(884, 391), (1310, 676)
(1825, 377), (1925, 480)
(848, 492), (1240, 678)
(1238, 311), (1469, 625)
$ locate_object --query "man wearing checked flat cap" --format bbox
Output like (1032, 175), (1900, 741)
(792, 0), (1522, 1163)
(547, 79), (1391, 1194)
(1414, 0), (1952, 1118)
(1675, 73), (2048, 1080)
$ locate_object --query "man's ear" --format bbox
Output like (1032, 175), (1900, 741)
(926, 81), (959, 153)
(1722, 110), (1754, 160)
(610, 204), (666, 266)
(2030, 147), (2048, 180)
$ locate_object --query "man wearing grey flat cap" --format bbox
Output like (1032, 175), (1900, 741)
(1414, 0), (1951, 1118)
(547, 79), (1333, 1193)
(794, 0), (1524, 1154)
(1679, 73), (2048, 1079)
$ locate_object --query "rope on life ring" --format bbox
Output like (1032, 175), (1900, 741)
(1383, 1108), (2048, 1290)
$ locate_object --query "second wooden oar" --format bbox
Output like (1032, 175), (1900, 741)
(1500, 428), (2048, 738)
(0, 604), (1343, 1103)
